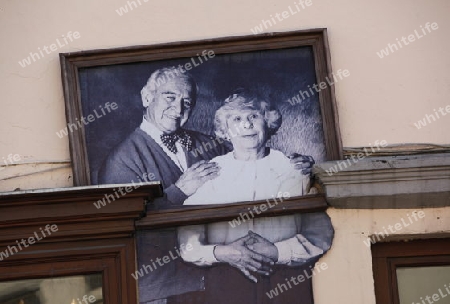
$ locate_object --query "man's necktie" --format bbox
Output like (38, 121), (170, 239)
(160, 130), (193, 154)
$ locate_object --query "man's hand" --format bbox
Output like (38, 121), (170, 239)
(214, 234), (274, 283)
(175, 160), (220, 196)
(246, 231), (279, 262)
(289, 153), (315, 176)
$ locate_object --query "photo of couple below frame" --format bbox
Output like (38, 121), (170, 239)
(82, 47), (334, 303)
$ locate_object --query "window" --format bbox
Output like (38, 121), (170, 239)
(0, 273), (102, 304)
(372, 238), (450, 304)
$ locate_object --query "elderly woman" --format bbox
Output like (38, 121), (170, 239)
(177, 92), (333, 304)
(184, 91), (310, 205)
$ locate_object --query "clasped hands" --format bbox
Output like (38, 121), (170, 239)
(213, 231), (279, 283)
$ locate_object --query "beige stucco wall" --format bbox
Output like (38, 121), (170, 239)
(1, 0), (449, 191)
(0, 1), (449, 303)
(317, 207), (450, 304)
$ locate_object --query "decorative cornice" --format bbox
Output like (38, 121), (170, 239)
(137, 195), (328, 229)
(0, 183), (162, 244)
(313, 153), (450, 208)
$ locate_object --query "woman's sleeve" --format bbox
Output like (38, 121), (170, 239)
(278, 172), (310, 197)
(177, 224), (219, 266)
(274, 212), (334, 266)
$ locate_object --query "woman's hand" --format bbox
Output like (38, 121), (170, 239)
(246, 231), (279, 262)
(213, 234), (274, 283)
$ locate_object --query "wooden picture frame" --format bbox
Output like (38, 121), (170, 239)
(59, 28), (342, 220)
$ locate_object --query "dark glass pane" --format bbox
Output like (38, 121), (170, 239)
(397, 266), (450, 304)
(0, 273), (103, 304)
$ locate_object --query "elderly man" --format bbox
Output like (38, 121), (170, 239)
(98, 67), (314, 208)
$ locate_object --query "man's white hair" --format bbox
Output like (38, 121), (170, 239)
(140, 67), (198, 105)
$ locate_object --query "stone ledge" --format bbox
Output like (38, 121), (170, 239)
(313, 153), (450, 208)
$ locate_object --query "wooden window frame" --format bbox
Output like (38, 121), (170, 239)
(0, 184), (161, 304)
(0, 238), (136, 303)
(372, 238), (450, 304)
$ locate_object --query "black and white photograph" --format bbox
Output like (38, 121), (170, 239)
(136, 211), (333, 304)
(78, 42), (332, 209)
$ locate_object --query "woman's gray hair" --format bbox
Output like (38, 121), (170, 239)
(214, 91), (282, 140)
(140, 67), (198, 104)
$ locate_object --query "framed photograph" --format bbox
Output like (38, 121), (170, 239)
(60, 28), (342, 212)
(60, 29), (339, 303)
